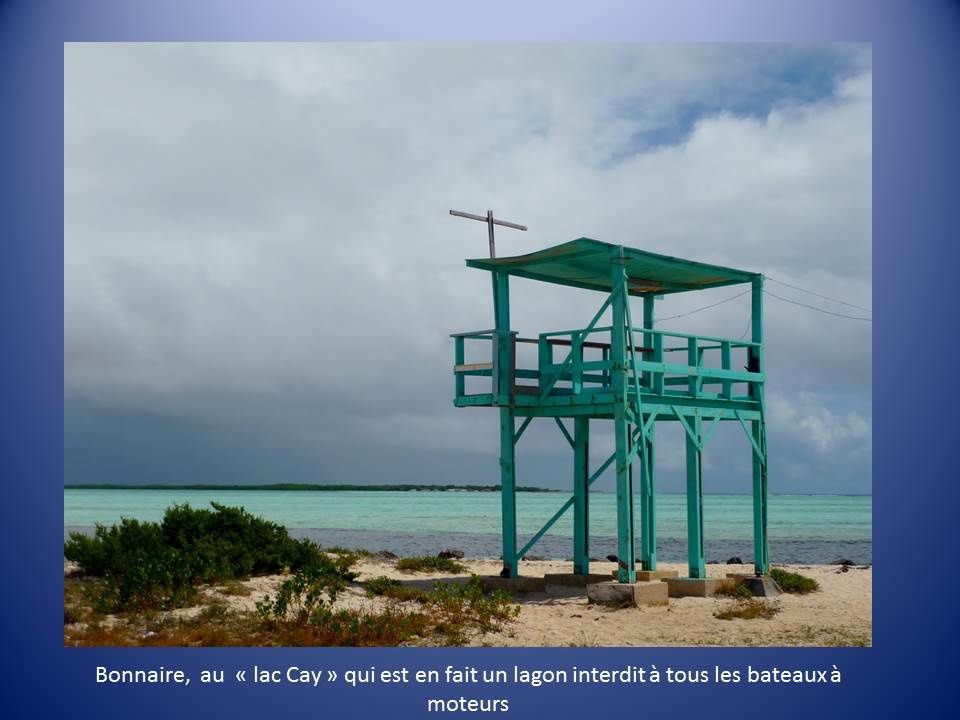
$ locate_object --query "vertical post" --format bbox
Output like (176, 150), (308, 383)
(454, 336), (465, 399)
(686, 338), (706, 579)
(640, 295), (657, 570)
(720, 340), (732, 400)
(610, 247), (636, 583)
(494, 270), (517, 578)
(750, 275), (769, 576)
(573, 417), (590, 575)
(572, 333), (583, 394)
(486, 209), (496, 258)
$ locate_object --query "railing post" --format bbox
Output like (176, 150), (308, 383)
(642, 295), (655, 389)
(572, 332), (583, 394)
(573, 417), (590, 575)
(454, 336), (465, 399)
(493, 272), (513, 406)
(610, 246), (636, 583)
(687, 336), (699, 398)
(652, 333), (663, 394)
(720, 340), (732, 400)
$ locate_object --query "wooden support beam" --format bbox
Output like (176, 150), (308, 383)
(751, 275), (770, 576)
(611, 247), (636, 583)
(573, 417), (590, 575)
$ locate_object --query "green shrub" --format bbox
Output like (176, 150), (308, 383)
(396, 556), (467, 573)
(770, 568), (819, 594)
(256, 558), (357, 626)
(63, 503), (336, 612)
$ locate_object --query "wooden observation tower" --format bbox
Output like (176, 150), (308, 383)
(450, 236), (770, 583)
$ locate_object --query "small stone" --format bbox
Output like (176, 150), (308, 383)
(524, 555), (545, 562)
(832, 558), (856, 566)
(605, 554), (618, 562)
(726, 556), (743, 565)
(438, 549), (464, 559)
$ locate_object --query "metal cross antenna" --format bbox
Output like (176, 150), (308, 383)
(449, 209), (527, 258)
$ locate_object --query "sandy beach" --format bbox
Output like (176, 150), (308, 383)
(67, 557), (871, 647)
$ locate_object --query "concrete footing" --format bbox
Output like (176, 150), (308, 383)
(726, 574), (781, 597)
(663, 577), (738, 598)
(544, 573), (611, 595)
(480, 576), (545, 594)
(587, 581), (669, 607)
(611, 569), (679, 582)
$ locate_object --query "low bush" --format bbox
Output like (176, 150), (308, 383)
(770, 568), (819, 594)
(64, 503), (335, 612)
(396, 556), (467, 574)
(363, 576), (401, 596)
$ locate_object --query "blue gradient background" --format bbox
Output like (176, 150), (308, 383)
(2, 1), (958, 717)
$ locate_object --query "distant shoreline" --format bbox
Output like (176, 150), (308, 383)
(63, 484), (870, 497)
(63, 483), (559, 493)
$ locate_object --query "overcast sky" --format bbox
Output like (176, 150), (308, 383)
(65, 43), (872, 494)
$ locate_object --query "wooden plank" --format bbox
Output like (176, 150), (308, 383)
(454, 362), (493, 372)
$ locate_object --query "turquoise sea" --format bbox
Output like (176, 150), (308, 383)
(63, 489), (872, 564)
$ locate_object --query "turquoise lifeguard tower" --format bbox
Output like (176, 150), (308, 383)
(450, 238), (770, 584)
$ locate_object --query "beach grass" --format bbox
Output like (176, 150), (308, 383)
(714, 598), (781, 620)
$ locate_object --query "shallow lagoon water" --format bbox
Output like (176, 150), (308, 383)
(63, 489), (872, 564)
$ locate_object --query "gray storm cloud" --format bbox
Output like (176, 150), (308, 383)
(65, 43), (871, 493)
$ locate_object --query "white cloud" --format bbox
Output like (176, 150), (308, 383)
(64, 43), (871, 492)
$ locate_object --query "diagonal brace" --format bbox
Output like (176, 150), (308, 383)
(735, 410), (766, 461)
(554, 417), (575, 449)
(514, 416), (534, 444)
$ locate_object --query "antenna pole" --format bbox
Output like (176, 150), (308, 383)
(449, 209), (527, 258)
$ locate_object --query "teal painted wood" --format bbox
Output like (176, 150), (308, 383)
(450, 242), (771, 580)
(720, 340), (733, 399)
(573, 417), (590, 574)
(499, 407), (518, 578)
(751, 275), (770, 575)
(454, 336), (465, 397)
(494, 270), (518, 578)
(640, 295), (657, 570)
(554, 417), (575, 448)
(493, 272), (513, 405)
(610, 247), (636, 583)
(686, 338), (706, 578)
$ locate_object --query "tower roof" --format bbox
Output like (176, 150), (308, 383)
(466, 237), (758, 296)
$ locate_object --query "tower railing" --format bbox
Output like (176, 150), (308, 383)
(452, 324), (763, 406)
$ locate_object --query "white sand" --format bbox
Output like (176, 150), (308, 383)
(197, 557), (872, 647)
